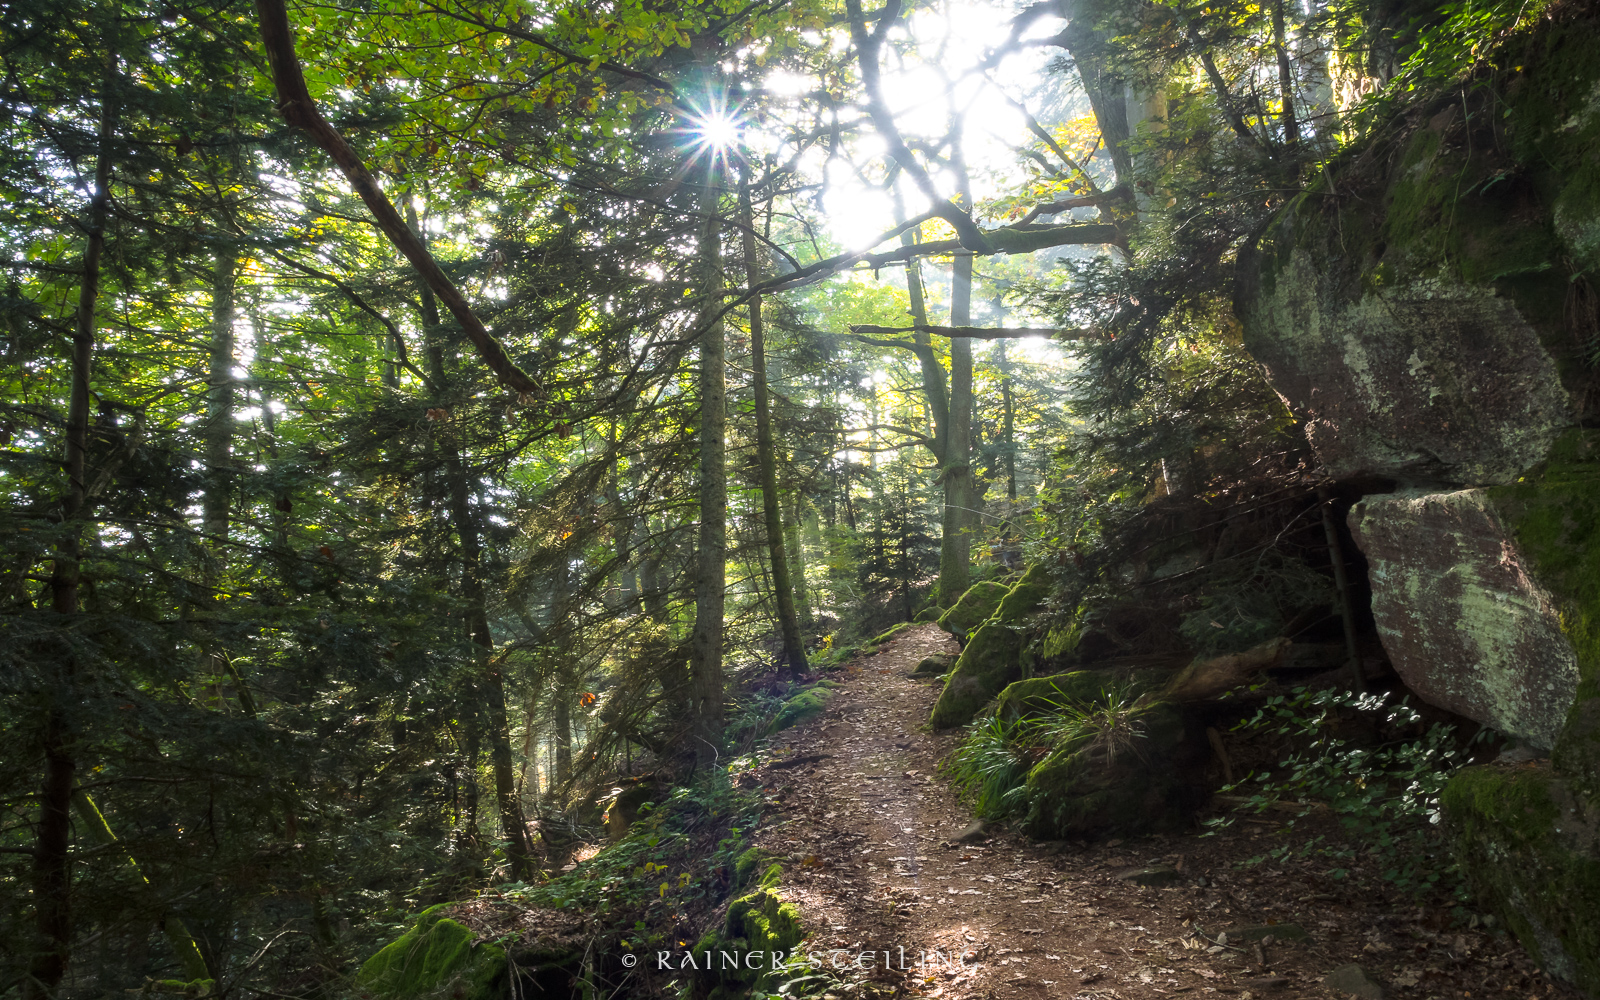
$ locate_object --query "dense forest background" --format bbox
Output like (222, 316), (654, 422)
(1, 0), (1571, 996)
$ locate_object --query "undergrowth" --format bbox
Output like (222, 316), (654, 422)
(944, 688), (1148, 820)
(1210, 686), (1488, 898)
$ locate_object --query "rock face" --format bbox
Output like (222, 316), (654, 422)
(1244, 249), (1570, 486)
(1022, 701), (1190, 838)
(1349, 490), (1580, 749)
(1235, 12), (1600, 991)
(929, 623), (1025, 728)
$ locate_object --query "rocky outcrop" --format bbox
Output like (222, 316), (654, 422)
(1236, 11), (1600, 991)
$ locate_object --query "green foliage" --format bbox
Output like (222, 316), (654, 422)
(1213, 687), (1481, 896)
(1178, 559), (1336, 656)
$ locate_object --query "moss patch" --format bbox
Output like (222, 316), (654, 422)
(1443, 765), (1600, 992)
(868, 621), (915, 646)
(994, 671), (1118, 722)
(691, 861), (804, 1000)
(994, 564), (1053, 623)
(356, 906), (505, 1000)
(930, 623), (1025, 729)
(1488, 430), (1600, 791)
(936, 581), (1009, 640)
(766, 682), (840, 735)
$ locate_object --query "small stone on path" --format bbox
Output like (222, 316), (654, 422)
(1324, 963), (1384, 1000)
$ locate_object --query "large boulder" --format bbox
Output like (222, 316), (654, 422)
(929, 623), (1025, 728)
(936, 581), (1009, 640)
(1349, 489), (1581, 750)
(1021, 701), (1191, 839)
(1235, 14), (1600, 990)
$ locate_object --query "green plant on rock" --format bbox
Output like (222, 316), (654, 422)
(1213, 686), (1483, 895)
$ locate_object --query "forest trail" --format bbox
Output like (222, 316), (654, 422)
(744, 624), (1563, 1000)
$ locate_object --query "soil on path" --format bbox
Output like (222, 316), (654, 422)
(742, 623), (1577, 1000)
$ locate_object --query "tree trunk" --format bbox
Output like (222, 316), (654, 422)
(787, 500), (811, 627)
(939, 252), (974, 607)
(203, 250), (237, 542)
(740, 181), (807, 677)
(30, 83), (115, 1000)
(999, 340), (1017, 503)
(689, 174), (728, 764)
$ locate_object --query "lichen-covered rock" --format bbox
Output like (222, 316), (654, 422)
(936, 581), (1009, 640)
(1021, 701), (1189, 838)
(1240, 247), (1570, 485)
(1350, 489), (1581, 750)
(1443, 764), (1600, 994)
(995, 564), (1052, 623)
(1235, 16), (1600, 487)
(929, 623), (1024, 728)
(356, 906), (505, 1000)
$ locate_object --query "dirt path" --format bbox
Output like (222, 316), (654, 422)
(744, 623), (1572, 1000)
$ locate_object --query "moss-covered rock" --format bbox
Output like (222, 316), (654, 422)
(994, 671), (1118, 722)
(914, 605), (944, 623)
(1488, 431), (1600, 792)
(356, 906), (506, 1000)
(1443, 764), (1600, 994)
(1236, 15), (1600, 486)
(1021, 701), (1190, 839)
(765, 682), (840, 735)
(994, 564), (1052, 623)
(929, 623), (1025, 728)
(691, 861), (805, 1000)
(936, 581), (1009, 640)
(911, 652), (956, 677)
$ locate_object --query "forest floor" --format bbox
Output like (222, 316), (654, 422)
(740, 623), (1579, 1000)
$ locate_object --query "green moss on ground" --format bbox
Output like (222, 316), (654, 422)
(765, 681), (841, 735)
(868, 621), (915, 646)
(1443, 765), (1600, 993)
(1021, 702), (1189, 839)
(936, 581), (1009, 640)
(929, 623), (1025, 729)
(356, 906), (506, 1000)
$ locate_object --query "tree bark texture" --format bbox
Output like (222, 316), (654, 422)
(30, 81), (114, 1000)
(689, 177), (727, 764)
(939, 256), (975, 607)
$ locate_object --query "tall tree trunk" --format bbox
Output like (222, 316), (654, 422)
(204, 250), (237, 542)
(409, 202), (535, 879)
(688, 174), (727, 764)
(30, 83), (115, 1000)
(999, 340), (1017, 502)
(740, 180), (807, 677)
(939, 252), (974, 607)
(787, 500), (811, 627)
(1271, 0), (1301, 147)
